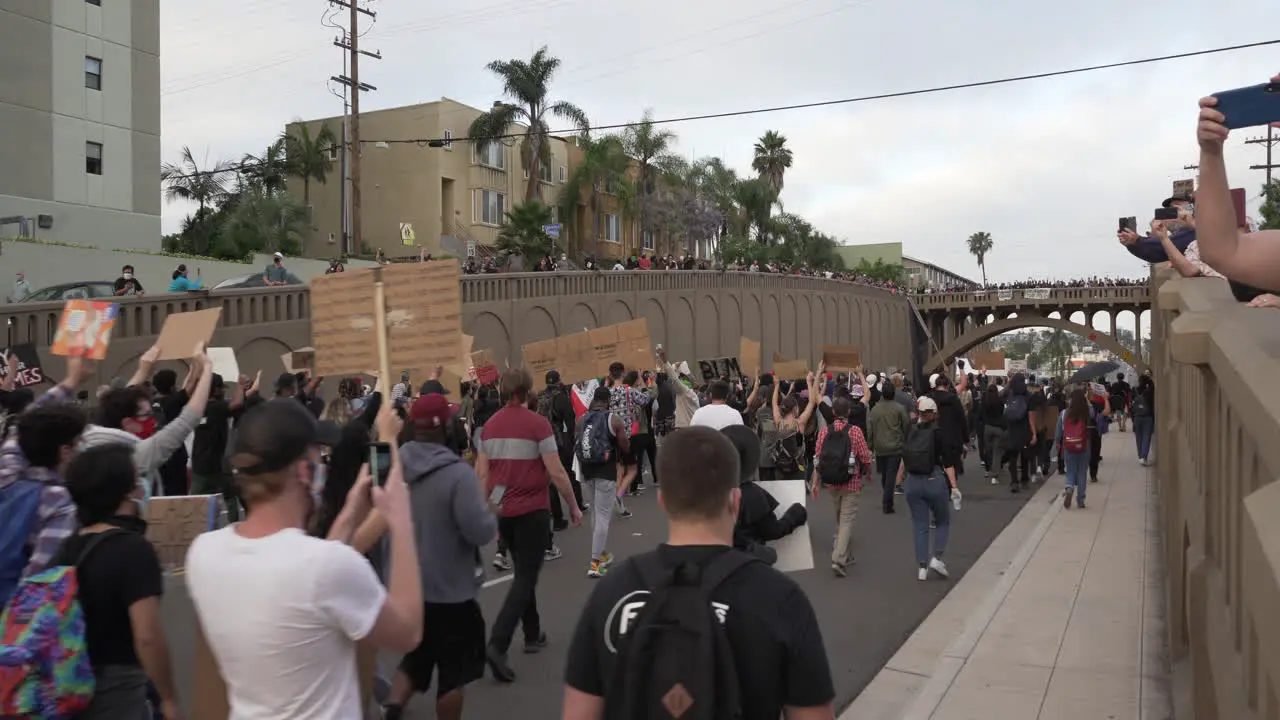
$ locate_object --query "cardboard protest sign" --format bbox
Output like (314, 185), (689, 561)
(740, 337), (761, 381)
(559, 331), (598, 384)
(280, 347), (315, 374)
(971, 350), (1006, 371)
(821, 345), (861, 371)
(698, 357), (744, 383)
(1172, 178), (1194, 200)
(310, 268), (378, 376)
(51, 300), (118, 360)
(526, 319), (654, 384)
(207, 347), (239, 381)
(145, 495), (220, 569)
(470, 349), (499, 385)
(522, 337), (559, 378)
(155, 307), (223, 360)
(384, 260), (463, 371)
(0, 344), (44, 387)
(771, 353), (808, 380)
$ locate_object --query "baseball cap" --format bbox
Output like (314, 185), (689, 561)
(419, 379), (449, 396)
(928, 373), (941, 388)
(917, 396), (939, 413)
(410, 393), (459, 430)
(231, 399), (342, 475)
(273, 251), (283, 259)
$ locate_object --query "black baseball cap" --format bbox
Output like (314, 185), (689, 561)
(231, 399), (342, 475)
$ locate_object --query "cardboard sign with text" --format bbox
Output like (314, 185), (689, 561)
(740, 337), (762, 381)
(698, 357), (743, 383)
(470, 349), (499, 385)
(971, 350), (1006, 371)
(145, 495), (220, 569)
(0, 344), (44, 387)
(772, 353), (808, 380)
(522, 319), (653, 384)
(821, 345), (861, 371)
(280, 346), (315, 374)
(310, 269), (378, 376)
(155, 307), (223, 360)
(51, 300), (118, 360)
(523, 337), (558, 379)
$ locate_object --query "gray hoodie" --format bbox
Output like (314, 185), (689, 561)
(399, 440), (497, 604)
(78, 406), (201, 495)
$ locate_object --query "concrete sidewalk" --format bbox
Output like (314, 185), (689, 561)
(844, 433), (1172, 720)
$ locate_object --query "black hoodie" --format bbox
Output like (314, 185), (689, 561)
(928, 386), (969, 453)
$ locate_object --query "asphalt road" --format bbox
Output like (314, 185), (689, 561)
(163, 452), (1035, 717)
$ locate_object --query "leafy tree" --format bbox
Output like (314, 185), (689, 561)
(497, 201), (556, 258)
(241, 138), (290, 195)
(624, 111), (681, 254)
(469, 46), (589, 204)
(1260, 181), (1280, 230)
(282, 124), (337, 205)
(557, 134), (631, 258)
(853, 258), (904, 283)
(731, 177), (777, 244)
(160, 146), (233, 217)
(966, 231), (994, 286)
(752, 130), (793, 195)
(223, 189), (307, 257)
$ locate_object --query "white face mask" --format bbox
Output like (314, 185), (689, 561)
(123, 272), (133, 280)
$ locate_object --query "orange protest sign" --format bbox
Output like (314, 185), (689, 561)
(50, 300), (119, 360)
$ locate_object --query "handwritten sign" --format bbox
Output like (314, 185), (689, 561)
(521, 319), (652, 384)
(145, 495), (220, 569)
(470, 349), (499, 385)
(698, 357), (743, 383)
(51, 300), (118, 360)
(772, 353), (808, 380)
(0, 344), (44, 387)
(820, 345), (861, 371)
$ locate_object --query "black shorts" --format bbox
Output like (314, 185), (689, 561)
(399, 600), (486, 696)
(618, 446), (638, 467)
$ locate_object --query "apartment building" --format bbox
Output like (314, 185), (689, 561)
(0, 0), (161, 249)
(901, 254), (979, 290)
(286, 97), (571, 260)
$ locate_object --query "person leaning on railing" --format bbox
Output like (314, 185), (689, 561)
(1193, 72), (1280, 301)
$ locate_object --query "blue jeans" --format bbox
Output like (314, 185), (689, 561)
(877, 454), (902, 512)
(1064, 449), (1089, 504)
(1132, 415), (1154, 460)
(904, 469), (950, 566)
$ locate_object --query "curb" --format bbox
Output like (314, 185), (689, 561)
(840, 478), (1064, 720)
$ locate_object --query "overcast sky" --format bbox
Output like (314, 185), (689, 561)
(160, 0), (1279, 298)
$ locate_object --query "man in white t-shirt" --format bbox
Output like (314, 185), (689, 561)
(187, 399), (424, 719)
(690, 380), (743, 430)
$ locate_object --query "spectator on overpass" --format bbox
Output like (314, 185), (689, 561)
(167, 264), (203, 292)
(8, 271), (31, 303)
(113, 265), (145, 296)
(1117, 195), (1195, 263)
(264, 251), (290, 285)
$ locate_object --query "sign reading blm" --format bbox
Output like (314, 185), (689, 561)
(698, 357), (743, 383)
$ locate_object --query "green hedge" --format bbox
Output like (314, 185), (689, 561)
(1, 236), (253, 264)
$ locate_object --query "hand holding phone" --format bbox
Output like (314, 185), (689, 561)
(1210, 82), (1280, 130)
(367, 442), (393, 488)
(1118, 216), (1137, 233)
(1153, 207), (1179, 221)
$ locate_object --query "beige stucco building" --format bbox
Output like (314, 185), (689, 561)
(0, 0), (161, 250)
(286, 98), (572, 260)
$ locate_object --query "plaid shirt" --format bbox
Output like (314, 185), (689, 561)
(813, 419), (873, 492)
(0, 384), (79, 578)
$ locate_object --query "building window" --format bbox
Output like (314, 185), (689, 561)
(642, 230), (655, 251)
(473, 141), (505, 170)
(603, 213), (620, 242)
(85, 142), (103, 175)
(475, 189), (506, 225)
(522, 163), (552, 182)
(86, 0), (100, 5)
(559, 165), (567, 182)
(85, 56), (102, 90)
(442, 129), (452, 150)
(327, 144), (338, 161)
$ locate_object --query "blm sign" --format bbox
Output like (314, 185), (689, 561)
(698, 357), (744, 383)
(0, 344), (44, 388)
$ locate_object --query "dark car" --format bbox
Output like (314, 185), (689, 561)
(18, 281), (118, 302)
(212, 271), (303, 290)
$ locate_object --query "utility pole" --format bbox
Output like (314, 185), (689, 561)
(1245, 125), (1279, 185)
(329, 0), (379, 256)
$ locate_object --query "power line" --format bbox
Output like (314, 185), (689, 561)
(159, 37), (1280, 180)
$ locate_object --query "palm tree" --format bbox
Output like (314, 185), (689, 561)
(751, 130), (793, 195)
(966, 231), (994, 286)
(283, 123), (337, 205)
(732, 177), (777, 244)
(496, 201), (556, 259)
(469, 46), (589, 204)
(160, 146), (233, 216)
(224, 188), (308, 257)
(558, 134), (630, 258)
(623, 111), (680, 254)
(242, 138), (290, 194)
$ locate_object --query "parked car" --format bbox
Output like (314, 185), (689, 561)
(212, 272), (303, 290)
(18, 281), (118, 302)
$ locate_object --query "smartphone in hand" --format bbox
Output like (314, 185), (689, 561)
(1211, 82), (1280, 130)
(1118, 216), (1137, 232)
(367, 442), (393, 487)
(1153, 207), (1179, 221)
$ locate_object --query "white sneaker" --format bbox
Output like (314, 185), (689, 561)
(990, 475), (998, 485)
(917, 567), (928, 581)
(929, 557), (950, 578)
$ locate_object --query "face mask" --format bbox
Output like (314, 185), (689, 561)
(123, 416), (157, 439)
(123, 272), (133, 280)
(135, 473), (152, 516)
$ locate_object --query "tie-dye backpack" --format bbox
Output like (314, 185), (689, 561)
(0, 530), (120, 719)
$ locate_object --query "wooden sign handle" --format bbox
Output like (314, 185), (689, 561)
(373, 280), (391, 394)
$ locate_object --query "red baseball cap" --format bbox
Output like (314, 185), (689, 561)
(410, 393), (459, 429)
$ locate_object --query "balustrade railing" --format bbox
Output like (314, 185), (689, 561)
(911, 285), (1151, 308)
(1151, 268), (1280, 718)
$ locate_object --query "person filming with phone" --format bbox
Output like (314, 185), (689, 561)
(185, 399), (424, 718)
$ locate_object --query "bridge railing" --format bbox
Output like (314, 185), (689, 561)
(0, 270), (898, 347)
(911, 285), (1150, 308)
(1152, 269), (1280, 718)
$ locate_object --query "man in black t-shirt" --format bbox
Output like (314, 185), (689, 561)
(191, 374), (247, 520)
(151, 369), (190, 497)
(562, 426), (835, 720)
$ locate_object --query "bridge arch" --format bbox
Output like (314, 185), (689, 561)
(924, 314), (1147, 377)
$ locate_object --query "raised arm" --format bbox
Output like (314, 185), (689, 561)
(797, 371), (819, 426)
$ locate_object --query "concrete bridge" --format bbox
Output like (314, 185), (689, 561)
(912, 285), (1152, 373)
(0, 271), (917, 387)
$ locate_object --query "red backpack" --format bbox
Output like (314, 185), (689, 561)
(1062, 412), (1088, 454)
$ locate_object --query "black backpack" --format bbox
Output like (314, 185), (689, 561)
(1003, 393), (1029, 423)
(577, 411), (614, 465)
(604, 551), (758, 720)
(903, 423), (937, 475)
(817, 425), (853, 486)
(770, 431), (802, 476)
(1131, 393), (1152, 418)
(537, 387), (574, 452)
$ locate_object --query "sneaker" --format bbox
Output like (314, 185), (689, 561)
(485, 645), (516, 683)
(917, 567), (928, 581)
(617, 506), (633, 519)
(928, 557), (950, 578)
(523, 632), (548, 654)
(599, 551), (614, 568)
(545, 545), (563, 562)
(588, 559), (608, 578)
(990, 474), (998, 485)
(894, 486), (905, 496)
(1077, 500), (1087, 509)
(832, 563), (847, 578)
(1063, 487), (1074, 509)
(493, 553), (511, 571)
